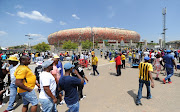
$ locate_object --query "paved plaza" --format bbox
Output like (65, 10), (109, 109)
(0, 57), (180, 112)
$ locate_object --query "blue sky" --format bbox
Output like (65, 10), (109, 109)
(0, 0), (179, 47)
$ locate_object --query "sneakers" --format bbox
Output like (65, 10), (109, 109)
(163, 78), (166, 84)
(3, 110), (13, 112)
(59, 100), (65, 106)
(80, 95), (86, 101)
(155, 77), (160, 80)
(147, 96), (152, 99)
(168, 81), (172, 84)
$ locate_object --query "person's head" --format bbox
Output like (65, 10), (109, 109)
(92, 54), (95, 57)
(64, 62), (75, 74)
(7, 56), (19, 66)
(74, 61), (79, 67)
(53, 55), (60, 65)
(20, 55), (30, 65)
(144, 56), (150, 63)
(166, 50), (171, 54)
(42, 60), (54, 72)
(156, 54), (160, 58)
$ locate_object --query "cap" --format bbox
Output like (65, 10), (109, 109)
(54, 55), (60, 58)
(166, 50), (171, 53)
(7, 56), (19, 61)
(144, 56), (150, 61)
(36, 61), (43, 65)
(42, 60), (54, 68)
(64, 62), (75, 70)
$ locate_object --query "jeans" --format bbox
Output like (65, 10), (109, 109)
(129, 56), (132, 63)
(116, 65), (121, 76)
(136, 79), (151, 103)
(67, 101), (79, 112)
(19, 89), (38, 106)
(32, 57), (35, 62)
(92, 65), (99, 75)
(7, 84), (17, 111)
(151, 58), (154, 64)
(39, 98), (57, 112)
(165, 67), (174, 82)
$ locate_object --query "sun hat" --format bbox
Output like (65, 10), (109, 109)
(7, 56), (19, 61)
(42, 60), (54, 68)
(64, 62), (75, 70)
(54, 55), (60, 58)
(166, 50), (171, 53)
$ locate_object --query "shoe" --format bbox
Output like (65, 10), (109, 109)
(97, 74), (100, 76)
(59, 100), (65, 105)
(163, 78), (166, 84)
(168, 81), (172, 84)
(3, 110), (13, 112)
(136, 101), (142, 106)
(83, 95), (86, 99)
(155, 77), (160, 80)
(147, 96), (152, 99)
(89, 72), (91, 75)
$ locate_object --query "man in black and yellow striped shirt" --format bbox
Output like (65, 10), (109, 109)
(136, 56), (154, 105)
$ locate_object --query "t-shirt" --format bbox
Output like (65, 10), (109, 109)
(51, 65), (61, 81)
(128, 52), (132, 57)
(115, 56), (121, 65)
(59, 76), (81, 105)
(144, 52), (149, 57)
(138, 62), (153, 81)
(1, 55), (7, 60)
(92, 56), (98, 65)
(80, 54), (84, 59)
(72, 66), (85, 78)
(121, 55), (125, 60)
(14, 65), (36, 93)
(39, 71), (57, 99)
(10, 63), (20, 84)
(151, 53), (155, 59)
(163, 54), (175, 68)
(34, 65), (43, 83)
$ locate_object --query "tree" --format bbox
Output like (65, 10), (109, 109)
(62, 40), (78, 50)
(33, 42), (50, 52)
(81, 40), (93, 49)
(95, 41), (98, 48)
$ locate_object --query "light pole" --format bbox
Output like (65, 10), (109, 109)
(25, 34), (33, 50)
(91, 27), (94, 49)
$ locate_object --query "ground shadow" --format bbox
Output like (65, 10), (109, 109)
(109, 72), (118, 76)
(127, 90), (137, 104)
(174, 73), (180, 77)
(152, 77), (164, 84)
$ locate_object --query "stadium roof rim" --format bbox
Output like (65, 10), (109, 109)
(48, 27), (136, 35)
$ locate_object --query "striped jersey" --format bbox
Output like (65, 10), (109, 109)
(138, 62), (153, 81)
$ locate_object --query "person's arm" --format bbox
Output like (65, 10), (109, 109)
(15, 79), (32, 92)
(84, 76), (89, 82)
(173, 59), (177, 71)
(149, 71), (154, 88)
(73, 69), (84, 84)
(43, 86), (57, 103)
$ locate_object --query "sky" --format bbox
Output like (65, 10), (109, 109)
(0, 0), (180, 47)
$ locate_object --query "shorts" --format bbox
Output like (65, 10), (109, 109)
(19, 89), (38, 106)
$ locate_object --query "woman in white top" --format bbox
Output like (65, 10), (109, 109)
(39, 60), (57, 112)
(153, 53), (163, 80)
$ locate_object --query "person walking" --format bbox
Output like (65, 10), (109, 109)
(153, 54), (163, 80)
(59, 63), (84, 112)
(121, 53), (126, 69)
(162, 50), (177, 84)
(39, 60), (57, 112)
(4, 56), (19, 112)
(14, 55), (38, 112)
(115, 53), (121, 76)
(136, 56), (154, 105)
(72, 61), (89, 100)
(91, 54), (99, 76)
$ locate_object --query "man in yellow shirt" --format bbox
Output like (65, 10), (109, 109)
(121, 53), (126, 69)
(92, 54), (99, 76)
(136, 56), (154, 105)
(15, 55), (38, 112)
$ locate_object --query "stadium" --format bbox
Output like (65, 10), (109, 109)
(48, 27), (140, 45)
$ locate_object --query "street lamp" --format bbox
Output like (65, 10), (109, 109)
(25, 34), (33, 50)
(91, 27), (94, 49)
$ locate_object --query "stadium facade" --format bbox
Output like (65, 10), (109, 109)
(48, 27), (140, 45)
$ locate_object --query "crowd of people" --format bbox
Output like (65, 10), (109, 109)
(0, 48), (179, 111)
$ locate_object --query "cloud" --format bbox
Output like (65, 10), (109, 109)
(107, 6), (115, 18)
(60, 21), (67, 25)
(17, 11), (53, 23)
(6, 12), (15, 16)
(0, 31), (7, 36)
(25, 33), (47, 45)
(15, 5), (22, 9)
(18, 21), (27, 24)
(72, 14), (80, 20)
